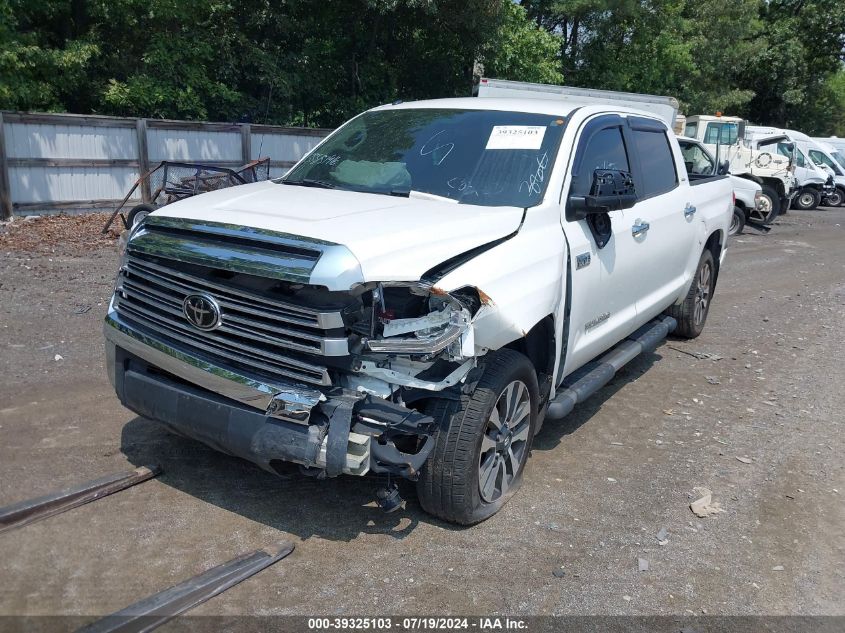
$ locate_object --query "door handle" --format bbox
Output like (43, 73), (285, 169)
(631, 219), (650, 236)
(684, 203), (697, 218)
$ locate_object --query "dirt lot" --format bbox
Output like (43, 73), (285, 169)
(0, 209), (843, 622)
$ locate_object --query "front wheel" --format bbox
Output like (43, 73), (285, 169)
(417, 349), (539, 525)
(793, 189), (820, 210)
(665, 249), (716, 339)
(824, 188), (844, 207)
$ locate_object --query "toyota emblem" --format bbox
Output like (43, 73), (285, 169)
(182, 293), (222, 331)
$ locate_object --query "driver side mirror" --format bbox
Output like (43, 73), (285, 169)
(567, 169), (637, 221)
(717, 160), (730, 176)
(737, 121), (746, 142)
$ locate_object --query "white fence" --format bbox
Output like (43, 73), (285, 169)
(0, 111), (332, 219)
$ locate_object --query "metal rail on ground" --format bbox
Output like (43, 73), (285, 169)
(0, 465), (161, 534)
(78, 543), (295, 633)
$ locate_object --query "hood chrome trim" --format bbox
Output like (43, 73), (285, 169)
(131, 216), (365, 291)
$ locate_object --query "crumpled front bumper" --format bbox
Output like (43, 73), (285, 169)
(105, 309), (436, 478)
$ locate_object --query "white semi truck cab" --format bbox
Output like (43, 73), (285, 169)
(684, 115), (798, 218)
(106, 89), (732, 524)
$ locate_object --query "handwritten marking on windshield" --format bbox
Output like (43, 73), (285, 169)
(447, 177), (468, 191)
(306, 152), (341, 167)
(519, 152), (550, 196)
(420, 130), (454, 165)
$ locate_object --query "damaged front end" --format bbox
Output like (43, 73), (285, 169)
(106, 252), (488, 484)
(313, 281), (486, 480)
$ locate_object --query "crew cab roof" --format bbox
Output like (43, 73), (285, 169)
(369, 97), (667, 124)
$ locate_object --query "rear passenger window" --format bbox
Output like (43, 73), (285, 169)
(631, 129), (678, 198)
(572, 126), (630, 196)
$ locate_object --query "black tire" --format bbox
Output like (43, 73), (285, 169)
(793, 189), (820, 210)
(666, 249), (716, 339)
(125, 204), (156, 229)
(417, 349), (539, 525)
(824, 187), (844, 207)
(754, 185), (780, 224)
(729, 206), (745, 236)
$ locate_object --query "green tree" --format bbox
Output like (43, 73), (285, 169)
(0, 0), (99, 111)
(1, 0), (843, 133)
(478, 1), (564, 84)
(744, 0), (845, 131)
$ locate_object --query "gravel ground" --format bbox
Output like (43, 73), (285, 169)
(0, 209), (842, 622)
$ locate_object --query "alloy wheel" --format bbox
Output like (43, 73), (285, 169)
(478, 380), (531, 503)
(694, 260), (712, 326)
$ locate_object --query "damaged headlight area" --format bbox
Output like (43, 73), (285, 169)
(343, 282), (486, 400)
(355, 283), (479, 362)
(308, 282), (488, 481)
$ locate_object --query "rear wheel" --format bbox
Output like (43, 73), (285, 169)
(729, 206), (745, 236)
(666, 249), (716, 339)
(417, 349), (539, 525)
(752, 185), (780, 224)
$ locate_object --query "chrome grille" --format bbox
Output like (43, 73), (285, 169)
(114, 255), (348, 386)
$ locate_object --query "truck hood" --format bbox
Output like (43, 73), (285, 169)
(151, 180), (524, 284)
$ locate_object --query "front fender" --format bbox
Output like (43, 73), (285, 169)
(433, 208), (566, 351)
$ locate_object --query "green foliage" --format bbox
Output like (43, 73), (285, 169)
(479, 2), (564, 84)
(523, 0), (845, 134)
(0, 1), (99, 111)
(0, 0), (843, 134)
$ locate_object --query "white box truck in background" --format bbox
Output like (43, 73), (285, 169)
(475, 78), (679, 129)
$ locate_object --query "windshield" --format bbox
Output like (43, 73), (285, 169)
(830, 150), (845, 170)
(282, 108), (567, 207)
(809, 149), (844, 176)
(704, 122), (738, 145)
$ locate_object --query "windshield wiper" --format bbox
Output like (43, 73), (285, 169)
(281, 178), (336, 189)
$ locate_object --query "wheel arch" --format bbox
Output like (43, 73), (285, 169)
(503, 315), (556, 381)
(704, 229), (724, 284)
(759, 177), (786, 197)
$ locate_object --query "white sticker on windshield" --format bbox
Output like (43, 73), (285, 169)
(485, 125), (546, 150)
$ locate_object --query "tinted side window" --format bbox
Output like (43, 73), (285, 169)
(572, 126), (630, 196)
(631, 129), (678, 197)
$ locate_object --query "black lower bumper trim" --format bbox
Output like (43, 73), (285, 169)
(122, 367), (325, 472)
(113, 347), (437, 478)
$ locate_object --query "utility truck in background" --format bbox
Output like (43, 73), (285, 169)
(105, 79), (733, 524)
(683, 115), (797, 221)
(745, 126), (837, 210)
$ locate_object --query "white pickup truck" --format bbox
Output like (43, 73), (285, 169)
(105, 96), (732, 524)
